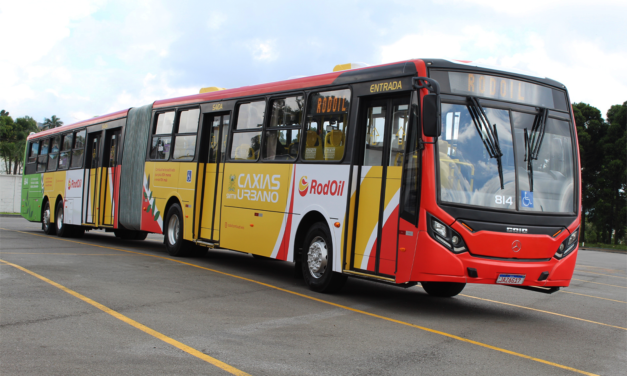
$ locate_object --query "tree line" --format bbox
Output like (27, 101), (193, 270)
(0, 110), (63, 174)
(574, 101), (626, 245)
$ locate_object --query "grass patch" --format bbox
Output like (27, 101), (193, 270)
(581, 242), (627, 251)
(0, 212), (20, 215)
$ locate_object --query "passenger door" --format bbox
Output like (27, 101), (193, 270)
(83, 133), (101, 225)
(198, 113), (230, 241)
(101, 129), (121, 226)
(350, 95), (411, 276)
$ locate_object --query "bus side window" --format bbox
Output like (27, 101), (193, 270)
(303, 89), (350, 162)
(47, 136), (60, 171)
(263, 96), (303, 161)
(150, 111), (175, 160)
(230, 101), (265, 161)
(28, 141), (39, 164)
(71, 130), (86, 168)
(172, 108), (199, 160)
(37, 139), (49, 172)
(58, 133), (73, 170)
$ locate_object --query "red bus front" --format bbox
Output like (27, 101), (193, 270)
(406, 66), (579, 296)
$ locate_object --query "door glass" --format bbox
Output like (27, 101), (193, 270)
(109, 135), (117, 167)
(364, 105), (387, 166)
(209, 116), (221, 163)
(389, 104), (409, 166)
(91, 138), (99, 168)
(220, 115), (230, 163)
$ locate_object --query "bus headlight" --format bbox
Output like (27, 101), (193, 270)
(427, 213), (468, 254)
(555, 228), (579, 259)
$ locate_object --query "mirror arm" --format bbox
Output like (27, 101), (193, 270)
(412, 77), (441, 95)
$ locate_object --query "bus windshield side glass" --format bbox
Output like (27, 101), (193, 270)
(439, 103), (575, 213)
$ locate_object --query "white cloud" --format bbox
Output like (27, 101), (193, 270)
(436, 0), (627, 16)
(381, 27), (627, 114)
(250, 40), (278, 62)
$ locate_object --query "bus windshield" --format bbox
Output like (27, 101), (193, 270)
(438, 102), (575, 213)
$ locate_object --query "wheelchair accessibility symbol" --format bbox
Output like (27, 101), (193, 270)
(521, 190), (534, 208)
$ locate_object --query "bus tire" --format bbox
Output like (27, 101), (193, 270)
(421, 282), (466, 297)
(55, 204), (72, 238)
(164, 203), (189, 257)
(301, 222), (347, 293)
(42, 201), (55, 235)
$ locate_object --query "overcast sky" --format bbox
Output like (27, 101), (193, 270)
(1, 0), (625, 125)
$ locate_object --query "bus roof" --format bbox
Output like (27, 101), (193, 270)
(27, 58), (566, 142)
(28, 109), (129, 141)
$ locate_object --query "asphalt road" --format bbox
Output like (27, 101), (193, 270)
(1, 216), (625, 375)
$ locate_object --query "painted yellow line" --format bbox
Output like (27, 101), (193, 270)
(0, 258), (250, 376)
(577, 264), (626, 274)
(0, 228), (599, 376)
(559, 290), (627, 304)
(0, 252), (135, 256)
(460, 294), (626, 331)
(575, 270), (627, 280)
(571, 278), (627, 289)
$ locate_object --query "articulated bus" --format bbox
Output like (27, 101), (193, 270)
(21, 59), (581, 296)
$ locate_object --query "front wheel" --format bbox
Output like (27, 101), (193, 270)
(421, 282), (466, 297)
(301, 222), (347, 293)
(164, 204), (189, 257)
(42, 201), (55, 235)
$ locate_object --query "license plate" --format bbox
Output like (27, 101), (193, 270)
(496, 274), (525, 285)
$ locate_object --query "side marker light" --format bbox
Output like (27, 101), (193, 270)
(334, 222), (341, 228)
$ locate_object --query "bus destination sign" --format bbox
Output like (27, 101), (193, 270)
(447, 72), (555, 109)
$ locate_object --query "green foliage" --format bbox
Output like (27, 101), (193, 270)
(1, 111), (40, 174)
(574, 101), (627, 245)
(42, 115), (63, 130)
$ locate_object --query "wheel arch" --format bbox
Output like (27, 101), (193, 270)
(41, 195), (50, 221)
(163, 194), (183, 227)
(294, 210), (328, 263)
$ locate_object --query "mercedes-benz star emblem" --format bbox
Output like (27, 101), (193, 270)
(512, 240), (522, 252)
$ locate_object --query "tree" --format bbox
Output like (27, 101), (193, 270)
(602, 101), (626, 244)
(573, 103), (606, 243)
(42, 115), (63, 130)
(0, 112), (39, 174)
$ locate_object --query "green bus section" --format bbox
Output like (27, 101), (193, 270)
(21, 173), (43, 221)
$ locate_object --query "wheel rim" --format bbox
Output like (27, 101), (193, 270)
(58, 211), (63, 230)
(43, 206), (50, 230)
(307, 236), (328, 279)
(167, 214), (180, 246)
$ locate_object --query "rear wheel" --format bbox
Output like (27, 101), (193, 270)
(164, 204), (190, 257)
(301, 222), (347, 293)
(42, 201), (55, 235)
(421, 282), (466, 297)
(55, 204), (71, 237)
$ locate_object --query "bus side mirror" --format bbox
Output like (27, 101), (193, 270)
(423, 93), (441, 138)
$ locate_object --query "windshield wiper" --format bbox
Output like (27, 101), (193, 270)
(467, 97), (504, 189)
(524, 108), (549, 192)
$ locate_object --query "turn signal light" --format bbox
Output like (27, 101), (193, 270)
(334, 222), (341, 228)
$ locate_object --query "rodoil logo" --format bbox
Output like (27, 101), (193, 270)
(298, 176), (345, 197)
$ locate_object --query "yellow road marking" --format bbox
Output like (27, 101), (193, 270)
(0, 258), (250, 376)
(0, 228), (599, 376)
(575, 270), (627, 280)
(460, 294), (626, 330)
(559, 290), (627, 304)
(571, 278), (627, 289)
(0, 252), (135, 256)
(577, 264), (626, 274)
